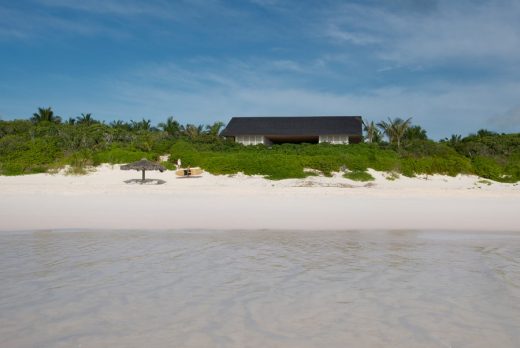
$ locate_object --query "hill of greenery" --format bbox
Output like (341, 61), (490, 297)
(1, 109), (519, 182)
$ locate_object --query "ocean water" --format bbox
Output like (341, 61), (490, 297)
(1, 230), (519, 348)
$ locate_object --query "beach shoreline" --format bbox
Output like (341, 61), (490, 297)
(1, 165), (519, 232)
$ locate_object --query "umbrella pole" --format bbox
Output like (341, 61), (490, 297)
(142, 169), (145, 181)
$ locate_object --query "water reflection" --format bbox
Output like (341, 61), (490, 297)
(1, 230), (520, 347)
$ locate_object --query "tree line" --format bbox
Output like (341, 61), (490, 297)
(1, 106), (518, 181)
(363, 117), (429, 149)
(26, 106), (505, 148)
(29, 107), (226, 139)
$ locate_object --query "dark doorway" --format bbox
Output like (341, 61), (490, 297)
(265, 135), (319, 145)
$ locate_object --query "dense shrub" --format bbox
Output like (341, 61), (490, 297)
(0, 137), (61, 175)
(504, 154), (520, 180)
(168, 142), (402, 179)
(343, 170), (375, 182)
(472, 156), (505, 182)
(451, 133), (520, 158)
(400, 155), (473, 177)
(92, 147), (156, 165)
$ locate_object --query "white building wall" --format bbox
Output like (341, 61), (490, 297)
(319, 135), (350, 144)
(235, 135), (265, 146)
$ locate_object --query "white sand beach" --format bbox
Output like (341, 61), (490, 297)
(2, 168), (520, 348)
(0, 165), (518, 232)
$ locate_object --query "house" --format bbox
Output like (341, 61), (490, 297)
(220, 116), (363, 145)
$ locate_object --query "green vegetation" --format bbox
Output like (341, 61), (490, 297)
(385, 172), (400, 181)
(1, 108), (519, 182)
(343, 170), (375, 182)
(377, 117), (412, 149)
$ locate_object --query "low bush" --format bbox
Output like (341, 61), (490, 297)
(63, 150), (94, 175)
(92, 147), (156, 165)
(0, 137), (61, 175)
(472, 156), (510, 182)
(343, 170), (375, 182)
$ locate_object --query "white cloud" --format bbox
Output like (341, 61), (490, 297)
(4, 57), (519, 138)
(269, 60), (305, 72)
(489, 106), (520, 131)
(249, 0), (280, 7)
(0, 0), (246, 40)
(0, 4), (131, 40)
(36, 0), (246, 20)
(322, 0), (520, 65)
(85, 60), (520, 138)
(35, 0), (180, 18)
(2, 0), (520, 139)
(324, 25), (380, 45)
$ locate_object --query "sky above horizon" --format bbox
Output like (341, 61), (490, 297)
(1, 0), (520, 139)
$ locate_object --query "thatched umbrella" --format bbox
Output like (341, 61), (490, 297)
(121, 158), (166, 181)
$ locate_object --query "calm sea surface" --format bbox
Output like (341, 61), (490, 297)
(1, 230), (520, 348)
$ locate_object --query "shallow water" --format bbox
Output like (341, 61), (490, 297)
(1, 230), (520, 348)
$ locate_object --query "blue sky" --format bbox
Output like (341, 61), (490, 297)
(1, 0), (520, 139)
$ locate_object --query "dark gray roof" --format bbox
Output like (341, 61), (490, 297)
(220, 116), (362, 136)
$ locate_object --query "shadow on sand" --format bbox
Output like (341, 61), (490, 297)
(124, 179), (166, 185)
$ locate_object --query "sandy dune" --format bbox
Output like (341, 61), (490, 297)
(0, 165), (519, 231)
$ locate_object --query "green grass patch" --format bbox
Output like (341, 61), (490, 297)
(343, 170), (375, 182)
(385, 171), (400, 181)
(92, 147), (157, 165)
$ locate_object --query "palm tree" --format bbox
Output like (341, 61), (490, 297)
(444, 134), (462, 147)
(403, 125), (428, 142)
(31, 107), (62, 124)
(377, 117), (412, 149)
(131, 118), (152, 131)
(110, 120), (128, 128)
(477, 129), (497, 137)
(158, 116), (181, 137)
(182, 123), (204, 139)
(76, 113), (97, 126)
(450, 134), (462, 143)
(376, 119), (393, 143)
(205, 121), (225, 137)
(362, 119), (380, 143)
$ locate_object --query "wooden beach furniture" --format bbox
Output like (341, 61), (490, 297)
(175, 167), (203, 177)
